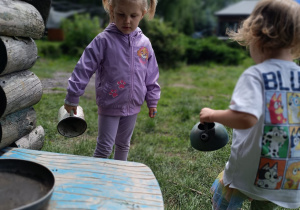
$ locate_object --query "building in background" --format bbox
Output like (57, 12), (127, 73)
(215, 0), (258, 39)
(46, 1), (105, 41)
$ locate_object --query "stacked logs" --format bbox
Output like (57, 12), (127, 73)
(0, 0), (51, 150)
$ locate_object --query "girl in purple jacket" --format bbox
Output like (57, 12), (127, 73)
(64, 0), (160, 161)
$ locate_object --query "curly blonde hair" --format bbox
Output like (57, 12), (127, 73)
(227, 0), (300, 59)
(102, 0), (157, 20)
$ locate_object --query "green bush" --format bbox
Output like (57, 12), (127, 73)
(60, 13), (102, 57)
(140, 19), (186, 69)
(48, 14), (247, 68)
(35, 40), (62, 58)
(224, 38), (247, 51)
(140, 19), (247, 67)
(185, 37), (247, 65)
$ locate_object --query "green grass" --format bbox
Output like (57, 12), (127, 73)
(33, 40), (79, 79)
(32, 56), (297, 210)
(32, 57), (77, 79)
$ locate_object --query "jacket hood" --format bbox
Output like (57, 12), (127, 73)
(104, 23), (142, 38)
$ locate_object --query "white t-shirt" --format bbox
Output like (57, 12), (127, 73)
(223, 59), (300, 208)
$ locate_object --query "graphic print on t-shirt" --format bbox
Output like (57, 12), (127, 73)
(261, 125), (289, 158)
(283, 160), (300, 190)
(255, 69), (300, 190)
(255, 158), (285, 189)
(265, 92), (288, 124)
(287, 93), (300, 124)
(289, 126), (300, 157)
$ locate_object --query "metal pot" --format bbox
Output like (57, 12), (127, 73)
(0, 159), (55, 210)
(190, 122), (229, 151)
(57, 105), (87, 138)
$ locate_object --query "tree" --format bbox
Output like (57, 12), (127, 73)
(51, 0), (241, 36)
(156, 0), (241, 35)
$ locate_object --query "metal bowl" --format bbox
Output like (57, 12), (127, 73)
(0, 159), (55, 210)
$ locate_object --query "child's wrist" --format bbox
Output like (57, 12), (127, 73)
(64, 99), (78, 107)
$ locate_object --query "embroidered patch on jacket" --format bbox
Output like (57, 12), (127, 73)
(117, 80), (126, 89)
(137, 47), (149, 64)
(109, 89), (118, 98)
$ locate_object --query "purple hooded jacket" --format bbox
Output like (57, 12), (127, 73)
(65, 23), (160, 116)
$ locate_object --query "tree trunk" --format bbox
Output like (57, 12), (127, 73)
(0, 107), (36, 149)
(0, 70), (43, 118)
(0, 36), (37, 76)
(12, 125), (45, 150)
(0, 0), (45, 39)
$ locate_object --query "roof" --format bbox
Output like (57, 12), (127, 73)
(46, 0), (105, 28)
(46, 7), (86, 28)
(215, 0), (259, 16)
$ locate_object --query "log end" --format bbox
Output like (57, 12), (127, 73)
(0, 38), (7, 75)
(20, 0), (52, 25)
(0, 121), (2, 143)
(0, 85), (6, 118)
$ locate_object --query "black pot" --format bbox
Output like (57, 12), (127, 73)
(0, 159), (55, 210)
(190, 122), (229, 151)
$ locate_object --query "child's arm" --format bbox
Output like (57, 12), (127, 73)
(65, 36), (103, 107)
(145, 46), (160, 113)
(199, 107), (257, 129)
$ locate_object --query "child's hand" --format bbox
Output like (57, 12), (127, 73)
(64, 104), (77, 115)
(199, 107), (215, 123)
(149, 107), (157, 118)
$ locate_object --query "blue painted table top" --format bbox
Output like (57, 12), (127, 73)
(0, 147), (164, 209)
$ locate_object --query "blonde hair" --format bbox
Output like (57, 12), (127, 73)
(102, 0), (158, 20)
(227, 0), (300, 59)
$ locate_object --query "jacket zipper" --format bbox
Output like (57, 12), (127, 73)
(128, 36), (134, 115)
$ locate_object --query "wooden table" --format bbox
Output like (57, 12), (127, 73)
(0, 147), (164, 209)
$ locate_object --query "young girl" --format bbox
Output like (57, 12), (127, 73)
(64, 0), (160, 161)
(199, 0), (300, 209)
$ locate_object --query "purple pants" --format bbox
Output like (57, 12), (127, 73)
(93, 114), (138, 161)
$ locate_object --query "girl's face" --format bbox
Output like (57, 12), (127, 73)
(110, 0), (145, 34)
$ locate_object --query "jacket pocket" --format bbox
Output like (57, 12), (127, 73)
(133, 84), (147, 106)
(96, 82), (112, 107)
(96, 81), (130, 108)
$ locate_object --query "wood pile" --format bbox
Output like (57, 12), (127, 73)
(0, 0), (51, 150)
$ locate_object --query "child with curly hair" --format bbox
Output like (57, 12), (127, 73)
(199, 0), (300, 209)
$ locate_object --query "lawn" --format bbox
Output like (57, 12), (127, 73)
(32, 56), (295, 210)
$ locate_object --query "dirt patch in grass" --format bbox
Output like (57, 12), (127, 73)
(41, 72), (96, 95)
